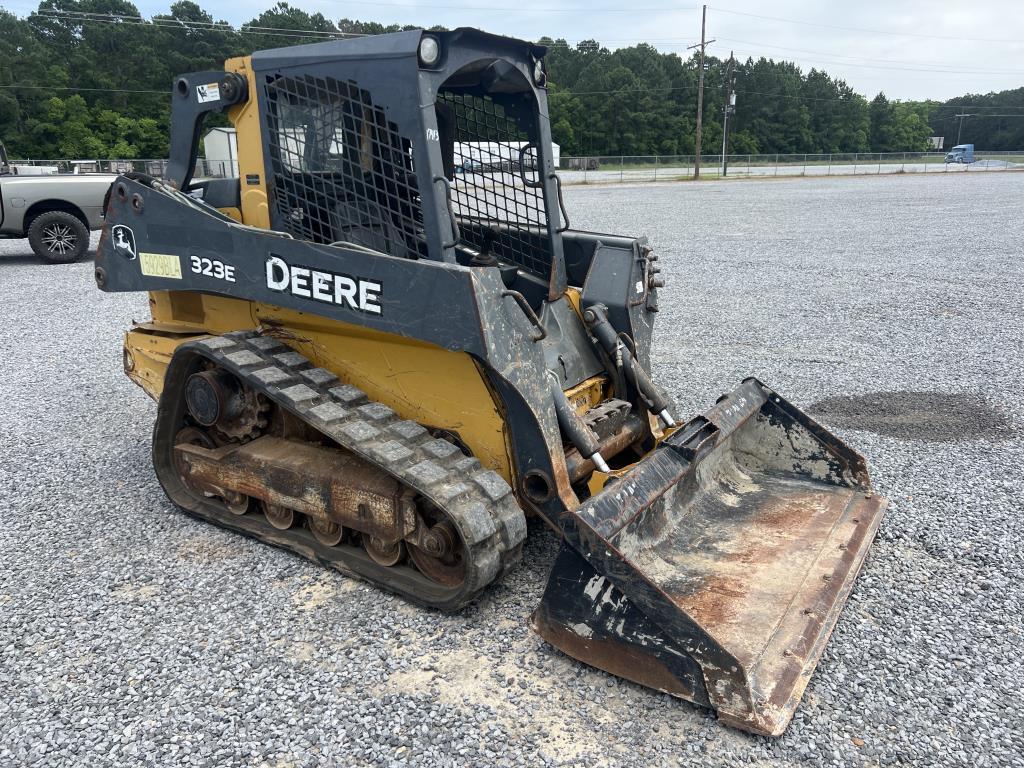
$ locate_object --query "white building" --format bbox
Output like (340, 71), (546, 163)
(203, 127), (239, 178)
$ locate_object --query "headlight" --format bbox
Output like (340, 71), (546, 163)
(533, 58), (545, 85)
(419, 36), (440, 67)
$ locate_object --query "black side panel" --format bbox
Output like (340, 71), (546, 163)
(189, 178), (241, 210)
(96, 178), (487, 356)
(167, 70), (246, 189)
(98, 177), (568, 514)
(560, 231), (597, 287)
(580, 238), (656, 368)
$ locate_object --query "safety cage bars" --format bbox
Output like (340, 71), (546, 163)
(263, 74), (427, 259)
(262, 74), (555, 278)
(438, 91), (553, 278)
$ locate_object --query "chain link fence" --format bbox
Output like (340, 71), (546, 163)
(5, 158), (232, 178)
(557, 151), (1024, 184)
(9, 152), (1024, 184)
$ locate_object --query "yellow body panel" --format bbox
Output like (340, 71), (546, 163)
(565, 376), (605, 414)
(224, 56), (270, 229)
(124, 325), (197, 397)
(129, 294), (515, 483)
(252, 303), (512, 482)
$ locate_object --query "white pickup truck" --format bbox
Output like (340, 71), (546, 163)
(1, 142), (116, 263)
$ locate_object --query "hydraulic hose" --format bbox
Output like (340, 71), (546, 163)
(549, 374), (610, 473)
(583, 304), (676, 427)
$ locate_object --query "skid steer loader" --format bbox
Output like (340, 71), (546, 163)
(94, 28), (886, 736)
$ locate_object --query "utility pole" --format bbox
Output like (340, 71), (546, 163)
(721, 51), (735, 177)
(688, 5), (714, 179)
(955, 113), (973, 145)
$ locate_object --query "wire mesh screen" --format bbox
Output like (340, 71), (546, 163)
(264, 75), (425, 259)
(439, 92), (552, 277)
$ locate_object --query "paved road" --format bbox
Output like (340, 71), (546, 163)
(1, 171), (1022, 767)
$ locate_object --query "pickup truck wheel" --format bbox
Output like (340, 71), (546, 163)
(28, 211), (89, 264)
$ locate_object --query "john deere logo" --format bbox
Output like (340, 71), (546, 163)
(111, 225), (136, 260)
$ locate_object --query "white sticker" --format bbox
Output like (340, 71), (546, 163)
(139, 253), (182, 279)
(635, 280), (644, 294)
(196, 82), (221, 103)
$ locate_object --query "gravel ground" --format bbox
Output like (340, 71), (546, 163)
(2, 172), (1022, 767)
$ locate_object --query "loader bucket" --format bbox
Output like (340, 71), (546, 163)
(532, 378), (887, 736)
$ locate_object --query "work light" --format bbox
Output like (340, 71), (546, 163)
(418, 36), (440, 66)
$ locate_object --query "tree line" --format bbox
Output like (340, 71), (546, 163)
(1, 1), (1021, 160)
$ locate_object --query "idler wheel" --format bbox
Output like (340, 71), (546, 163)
(408, 503), (466, 587)
(363, 536), (405, 567)
(184, 369), (243, 427)
(223, 490), (250, 516)
(263, 501), (295, 530)
(310, 517), (344, 547)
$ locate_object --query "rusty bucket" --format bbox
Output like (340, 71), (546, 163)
(532, 379), (887, 736)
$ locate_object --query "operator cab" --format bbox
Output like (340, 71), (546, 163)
(257, 30), (560, 306)
(166, 29), (601, 312)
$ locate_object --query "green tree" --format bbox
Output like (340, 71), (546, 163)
(2, 4), (1008, 162)
(869, 93), (894, 151)
(242, 3), (338, 49)
(45, 95), (105, 156)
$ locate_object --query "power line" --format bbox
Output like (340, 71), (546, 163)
(5, 79), (1023, 116)
(711, 6), (1024, 44)
(714, 37), (1024, 75)
(0, 80), (694, 97)
(29, 3), (700, 22)
(30, 10), (1024, 79)
(29, 10), (686, 45)
(730, 88), (867, 104)
(547, 38), (1024, 78)
(936, 113), (1024, 119)
(0, 80), (755, 102)
(551, 33), (1024, 76)
(17, 10), (1024, 106)
(2, 73), (1017, 110)
(563, 85), (690, 95)
(30, 10), (358, 39)
(0, 84), (170, 94)
(542, 38), (688, 47)
(300, 0), (699, 12)
(33, 10), (708, 46)
(725, 46), (1024, 77)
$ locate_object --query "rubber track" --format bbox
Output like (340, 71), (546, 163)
(169, 330), (527, 611)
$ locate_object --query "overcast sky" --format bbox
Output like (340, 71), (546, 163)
(10, 0), (1024, 101)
